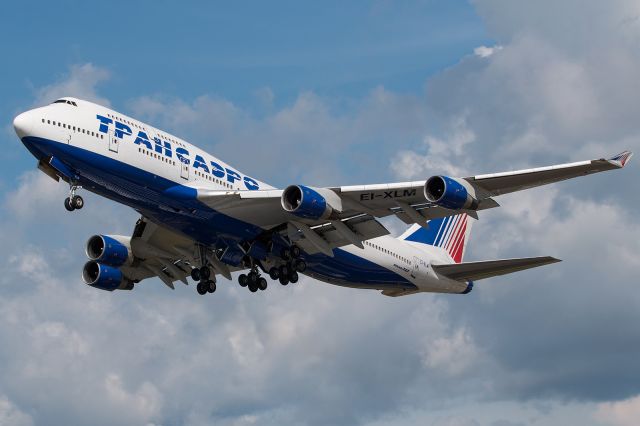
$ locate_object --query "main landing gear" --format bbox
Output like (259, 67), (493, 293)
(238, 245), (307, 292)
(192, 265), (217, 296)
(64, 185), (84, 212)
(238, 270), (268, 293)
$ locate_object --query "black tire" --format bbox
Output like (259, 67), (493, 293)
(279, 264), (289, 278)
(279, 275), (289, 286)
(289, 271), (299, 283)
(238, 274), (248, 287)
(249, 283), (258, 292)
(196, 282), (207, 295)
(281, 248), (291, 261)
(207, 280), (216, 293)
(72, 195), (84, 209)
(258, 277), (268, 291)
(294, 259), (307, 272)
(200, 266), (211, 280)
(291, 245), (301, 258)
(191, 268), (201, 282)
(268, 267), (279, 280)
(64, 197), (75, 211)
(248, 272), (258, 285)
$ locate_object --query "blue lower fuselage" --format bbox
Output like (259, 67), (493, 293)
(21, 136), (413, 290)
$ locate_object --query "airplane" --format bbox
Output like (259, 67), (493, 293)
(12, 97), (633, 297)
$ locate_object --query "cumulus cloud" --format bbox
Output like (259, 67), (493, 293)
(32, 63), (111, 107)
(127, 86), (428, 187)
(2, 0), (640, 425)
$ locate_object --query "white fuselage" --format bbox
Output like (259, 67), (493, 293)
(14, 97), (468, 294)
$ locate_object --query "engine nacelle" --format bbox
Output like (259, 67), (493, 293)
(424, 176), (479, 210)
(82, 261), (131, 291)
(85, 235), (132, 267)
(281, 185), (339, 220)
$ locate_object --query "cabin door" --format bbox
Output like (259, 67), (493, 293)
(108, 130), (119, 153)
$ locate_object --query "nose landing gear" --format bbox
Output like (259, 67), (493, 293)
(64, 186), (84, 212)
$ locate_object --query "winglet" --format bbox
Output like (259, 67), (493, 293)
(608, 151), (633, 168)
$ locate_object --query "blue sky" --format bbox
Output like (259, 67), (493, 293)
(1, 1), (640, 426)
(1, 1), (489, 111)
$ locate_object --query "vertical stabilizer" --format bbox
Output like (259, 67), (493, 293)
(398, 214), (474, 263)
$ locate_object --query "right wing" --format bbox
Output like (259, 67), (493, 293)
(194, 151), (631, 256)
(432, 256), (561, 282)
(464, 151), (633, 197)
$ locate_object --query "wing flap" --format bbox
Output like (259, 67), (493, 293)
(432, 256), (561, 282)
(291, 215), (390, 255)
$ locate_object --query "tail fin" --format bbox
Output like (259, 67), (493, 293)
(398, 214), (474, 263)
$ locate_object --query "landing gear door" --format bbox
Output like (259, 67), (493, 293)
(180, 159), (189, 180)
(108, 130), (119, 153)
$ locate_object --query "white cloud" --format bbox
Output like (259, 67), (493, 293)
(596, 395), (640, 426)
(4, 171), (66, 219)
(391, 115), (475, 179)
(32, 63), (111, 107)
(0, 396), (33, 426)
(423, 328), (478, 376)
(104, 374), (163, 423)
(474, 45), (503, 58)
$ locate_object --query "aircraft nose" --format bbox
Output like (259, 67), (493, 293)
(13, 111), (31, 139)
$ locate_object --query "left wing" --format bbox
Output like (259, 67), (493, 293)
(96, 217), (239, 290)
(196, 151), (632, 255)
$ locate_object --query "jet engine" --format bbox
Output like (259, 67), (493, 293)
(424, 176), (479, 210)
(85, 235), (132, 267)
(82, 260), (131, 291)
(281, 185), (341, 220)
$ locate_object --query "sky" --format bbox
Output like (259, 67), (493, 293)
(1, 1), (639, 425)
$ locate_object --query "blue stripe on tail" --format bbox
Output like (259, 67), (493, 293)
(403, 216), (452, 245)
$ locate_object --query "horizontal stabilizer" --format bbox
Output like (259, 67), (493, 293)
(432, 256), (561, 282)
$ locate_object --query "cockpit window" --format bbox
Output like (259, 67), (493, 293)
(52, 99), (78, 106)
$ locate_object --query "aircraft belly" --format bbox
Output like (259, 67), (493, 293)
(304, 248), (417, 290)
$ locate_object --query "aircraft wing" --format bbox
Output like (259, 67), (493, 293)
(464, 151), (633, 197)
(432, 256), (561, 282)
(195, 151), (631, 255)
(117, 217), (242, 289)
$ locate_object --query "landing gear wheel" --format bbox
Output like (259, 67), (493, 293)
(258, 277), (268, 291)
(191, 268), (201, 282)
(72, 195), (84, 210)
(281, 248), (291, 261)
(248, 282), (258, 292)
(207, 280), (216, 293)
(196, 282), (207, 295)
(279, 264), (289, 278)
(268, 267), (280, 280)
(289, 271), (299, 283)
(294, 259), (306, 273)
(248, 272), (259, 285)
(291, 245), (301, 258)
(279, 276), (289, 286)
(238, 274), (248, 287)
(64, 197), (75, 211)
(200, 266), (211, 280)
